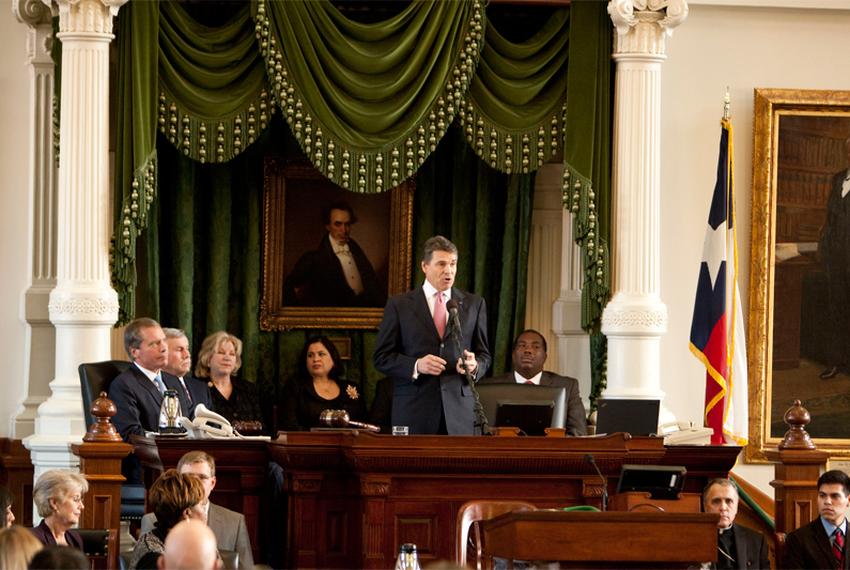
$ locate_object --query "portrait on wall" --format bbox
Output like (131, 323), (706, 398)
(260, 158), (413, 330)
(749, 88), (850, 461)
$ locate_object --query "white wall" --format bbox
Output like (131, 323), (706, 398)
(662, 4), (850, 494)
(0, 6), (33, 437)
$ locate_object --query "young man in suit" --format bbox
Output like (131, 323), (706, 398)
(702, 478), (770, 569)
(785, 469), (850, 569)
(373, 235), (491, 434)
(481, 329), (587, 436)
(142, 451), (254, 570)
(162, 327), (212, 418)
(108, 317), (191, 440)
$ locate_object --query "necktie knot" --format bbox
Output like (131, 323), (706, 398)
(154, 373), (166, 395)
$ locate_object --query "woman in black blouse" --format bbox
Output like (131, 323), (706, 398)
(281, 335), (366, 430)
(195, 331), (264, 434)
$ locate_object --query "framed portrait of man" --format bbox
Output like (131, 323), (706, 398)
(260, 158), (413, 330)
(749, 88), (850, 461)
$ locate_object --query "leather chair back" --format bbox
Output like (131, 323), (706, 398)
(79, 360), (130, 428)
(78, 528), (119, 570)
(455, 499), (536, 570)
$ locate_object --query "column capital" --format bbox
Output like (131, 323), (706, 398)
(608, 0), (688, 56)
(44, 0), (127, 35)
(13, 0), (53, 27)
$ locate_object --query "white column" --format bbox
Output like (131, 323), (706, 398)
(12, 0), (57, 440)
(601, 1), (687, 407)
(24, 0), (125, 480)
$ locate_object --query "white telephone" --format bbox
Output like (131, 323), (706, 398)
(660, 421), (714, 445)
(180, 404), (271, 441)
(181, 404), (234, 438)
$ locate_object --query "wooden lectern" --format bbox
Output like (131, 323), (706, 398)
(481, 510), (720, 568)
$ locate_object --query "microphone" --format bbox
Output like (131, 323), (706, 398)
(445, 299), (462, 338)
(585, 453), (608, 511)
(319, 409), (381, 433)
(443, 298), (489, 434)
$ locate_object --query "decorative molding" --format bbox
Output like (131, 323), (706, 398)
(608, 0), (688, 55)
(360, 477), (391, 497)
(601, 302), (668, 332)
(53, 0), (127, 36)
(48, 292), (119, 322)
(14, 0), (52, 27)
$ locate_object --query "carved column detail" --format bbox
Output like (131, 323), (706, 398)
(24, 0), (125, 486)
(12, 0), (57, 439)
(601, 1), (686, 407)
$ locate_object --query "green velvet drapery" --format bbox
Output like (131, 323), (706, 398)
(111, 0), (610, 331)
(109, 0), (613, 406)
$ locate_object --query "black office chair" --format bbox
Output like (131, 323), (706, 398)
(78, 528), (119, 570)
(78, 361), (145, 526)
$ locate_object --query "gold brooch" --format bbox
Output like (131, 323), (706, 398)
(346, 385), (359, 400)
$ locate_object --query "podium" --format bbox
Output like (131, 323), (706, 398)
(481, 510), (720, 568)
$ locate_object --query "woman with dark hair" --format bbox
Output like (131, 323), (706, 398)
(1, 485), (14, 528)
(280, 335), (366, 430)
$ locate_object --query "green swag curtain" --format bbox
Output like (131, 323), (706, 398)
(110, 0), (613, 405)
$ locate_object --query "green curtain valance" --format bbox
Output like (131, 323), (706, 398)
(110, 0), (611, 329)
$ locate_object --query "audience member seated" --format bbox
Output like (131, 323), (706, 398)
(130, 469), (207, 570)
(30, 470), (88, 549)
(480, 329), (587, 436)
(280, 335), (366, 431)
(785, 469), (850, 569)
(195, 331), (264, 434)
(1, 485), (14, 528)
(702, 478), (769, 569)
(158, 519), (220, 570)
(109, 317), (193, 440)
(28, 545), (89, 570)
(0, 525), (43, 570)
(163, 327), (212, 418)
(141, 451), (253, 570)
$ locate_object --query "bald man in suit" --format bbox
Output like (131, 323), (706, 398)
(481, 329), (587, 436)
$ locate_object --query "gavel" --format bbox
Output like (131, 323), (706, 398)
(319, 409), (381, 433)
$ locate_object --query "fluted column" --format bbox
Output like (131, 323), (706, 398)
(24, 0), (125, 480)
(12, 0), (57, 439)
(601, 1), (687, 404)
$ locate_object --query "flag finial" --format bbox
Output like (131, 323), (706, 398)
(723, 87), (731, 120)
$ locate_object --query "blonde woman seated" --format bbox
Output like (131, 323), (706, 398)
(130, 469), (207, 570)
(0, 526), (43, 570)
(195, 331), (264, 434)
(29, 470), (88, 549)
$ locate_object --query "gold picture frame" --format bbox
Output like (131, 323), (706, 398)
(260, 158), (413, 330)
(748, 88), (850, 462)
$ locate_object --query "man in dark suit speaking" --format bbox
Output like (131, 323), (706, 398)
(785, 469), (850, 569)
(283, 201), (385, 307)
(481, 329), (587, 436)
(373, 235), (490, 434)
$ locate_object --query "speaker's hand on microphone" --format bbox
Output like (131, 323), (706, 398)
(456, 350), (477, 375)
(417, 354), (447, 376)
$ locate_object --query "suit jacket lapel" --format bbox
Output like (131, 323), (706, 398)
(815, 521), (838, 567)
(412, 288), (440, 339)
(540, 372), (553, 386)
(732, 526), (747, 570)
(132, 363), (163, 408)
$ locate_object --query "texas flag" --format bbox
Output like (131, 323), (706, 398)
(689, 117), (748, 446)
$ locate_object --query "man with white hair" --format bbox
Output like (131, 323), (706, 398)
(158, 519), (220, 570)
(162, 327), (211, 417)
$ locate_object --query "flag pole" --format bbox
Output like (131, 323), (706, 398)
(723, 87), (731, 120)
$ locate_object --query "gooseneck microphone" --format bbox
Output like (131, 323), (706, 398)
(585, 453), (608, 511)
(445, 299), (490, 434)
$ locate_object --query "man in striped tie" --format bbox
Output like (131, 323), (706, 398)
(785, 470), (850, 569)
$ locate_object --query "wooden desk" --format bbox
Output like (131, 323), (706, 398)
(269, 432), (739, 569)
(131, 436), (269, 562)
(481, 510), (720, 568)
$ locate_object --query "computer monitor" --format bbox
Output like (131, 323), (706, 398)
(615, 464), (687, 500)
(595, 398), (660, 436)
(476, 383), (567, 436)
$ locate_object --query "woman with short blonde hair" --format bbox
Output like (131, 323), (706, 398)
(29, 470), (88, 548)
(0, 525), (44, 570)
(194, 331), (264, 433)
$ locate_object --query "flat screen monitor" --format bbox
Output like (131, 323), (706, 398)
(595, 398), (660, 436)
(615, 464), (687, 500)
(476, 383), (567, 436)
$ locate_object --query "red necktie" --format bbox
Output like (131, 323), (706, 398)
(834, 528), (844, 568)
(433, 292), (446, 339)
